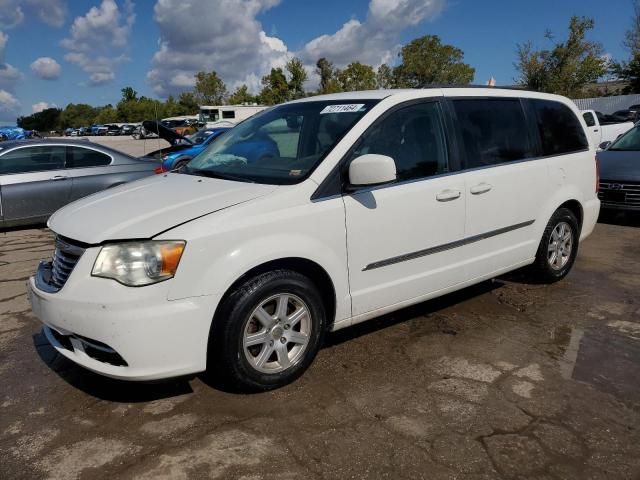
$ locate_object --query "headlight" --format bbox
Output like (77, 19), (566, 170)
(92, 241), (185, 286)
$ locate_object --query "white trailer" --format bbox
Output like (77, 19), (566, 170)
(199, 105), (267, 128)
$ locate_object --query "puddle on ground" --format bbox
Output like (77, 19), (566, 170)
(554, 323), (640, 405)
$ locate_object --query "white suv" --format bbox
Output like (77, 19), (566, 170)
(29, 88), (600, 390)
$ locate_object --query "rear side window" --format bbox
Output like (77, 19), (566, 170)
(222, 111), (236, 119)
(66, 146), (111, 168)
(531, 99), (588, 155)
(453, 98), (534, 169)
(582, 112), (596, 127)
(0, 146), (65, 174)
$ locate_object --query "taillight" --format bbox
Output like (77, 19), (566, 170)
(595, 156), (600, 194)
(154, 166), (165, 174)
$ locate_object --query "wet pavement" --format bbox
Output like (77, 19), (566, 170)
(1, 217), (640, 479)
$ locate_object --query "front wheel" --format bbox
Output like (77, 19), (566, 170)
(528, 208), (580, 283)
(208, 270), (327, 391)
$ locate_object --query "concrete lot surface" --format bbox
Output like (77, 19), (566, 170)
(1, 218), (640, 479)
(77, 135), (171, 158)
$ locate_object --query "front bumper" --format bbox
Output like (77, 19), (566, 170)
(28, 259), (220, 381)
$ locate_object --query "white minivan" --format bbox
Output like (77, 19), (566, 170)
(29, 88), (600, 390)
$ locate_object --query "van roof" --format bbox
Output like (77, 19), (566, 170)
(288, 86), (568, 104)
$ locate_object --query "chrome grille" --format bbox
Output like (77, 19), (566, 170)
(598, 181), (640, 207)
(49, 236), (85, 290)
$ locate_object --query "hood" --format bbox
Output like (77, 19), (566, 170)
(143, 120), (192, 146)
(597, 150), (640, 182)
(48, 174), (277, 244)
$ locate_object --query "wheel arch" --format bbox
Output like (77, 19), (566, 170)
(557, 199), (584, 230)
(212, 257), (337, 332)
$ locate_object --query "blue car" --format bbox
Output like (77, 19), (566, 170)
(143, 120), (280, 173)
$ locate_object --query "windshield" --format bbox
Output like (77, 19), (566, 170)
(185, 100), (378, 184)
(610, 126), (640, 151)
(188, 128), (226, 145)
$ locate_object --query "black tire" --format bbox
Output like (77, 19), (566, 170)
(528, 208), (580, 283)
(208, 270), (327, 392)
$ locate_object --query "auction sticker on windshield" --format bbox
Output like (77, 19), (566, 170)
(320, 104), (365, 114)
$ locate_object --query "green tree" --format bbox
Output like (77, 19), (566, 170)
(614, 53), (640, 93)
(286, 57), (308, 98)
(178, 92), (199, 113)
(58, 103), (98, 129)
(376, 63), (395, 89)
(259, 68), (290, 105)
(315, 57), (342, 94)
(612, 2), (640, 93)
(337, 62), (376, 91)
(17, 108), (61, 131)
(625, 0), (640, 54)
(194, 71), (227, 105)
(515, 16), (607, 97)
(94, 105), (118, 124)
(395, 35), (475, 87)
(120, 86), (138, 103)
(228, 84), (257, 104)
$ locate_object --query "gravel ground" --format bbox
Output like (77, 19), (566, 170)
(1, 205), (639, 478)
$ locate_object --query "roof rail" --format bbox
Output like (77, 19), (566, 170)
(414, 84), (528, 91)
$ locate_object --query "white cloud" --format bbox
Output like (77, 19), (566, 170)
(147, 0), (290, 96)
(0, 88), (20, 121)
(0, 31), (21, 89)
(61, 0), (134, 85)
(30, 57), (62, 79)
(148, 0), (446, 97)
(299, 0), (446, 69)
(0, 0), (24, 29)
(0, 0), (66, 29)
(26, 0), (66, 27)
(32, 101), (56, 113)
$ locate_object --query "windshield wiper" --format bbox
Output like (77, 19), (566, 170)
(186, 167), (254, 183)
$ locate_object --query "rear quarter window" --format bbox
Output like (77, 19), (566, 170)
(531, 99), (588, 156)
(66, 146), (112, 168)
(452, 98), (535, 168)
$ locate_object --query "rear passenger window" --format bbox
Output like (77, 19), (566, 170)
(582, 112), (596, 127)
(66, 146), (111, 168)
(351, 102), (448, 182)
(453, 98), (534, 168)
(531, 99), (588, 156)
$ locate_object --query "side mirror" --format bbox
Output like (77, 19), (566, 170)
(599, 141), (612, 150)
(348, 154), (396, 187)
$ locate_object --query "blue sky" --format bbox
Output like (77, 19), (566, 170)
(0, 0), (632, 122)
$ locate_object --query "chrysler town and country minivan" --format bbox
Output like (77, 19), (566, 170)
(29, 88), (600, 391)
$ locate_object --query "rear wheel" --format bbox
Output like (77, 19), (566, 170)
(528, 208), (580, 283)
(208, 270), (326, 391)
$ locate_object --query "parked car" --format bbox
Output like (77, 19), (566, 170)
(131, 125), (158, 140)
(596, 124), (640, 211)
(105, 124), (121, 136)
(581, 110), (633, 149)
(145, 125), (231, 172)
(120, 125), (136, 136)
(29, 88), (599, 391)
(0, 139), (158, 228)
(611, 109), (640, 123)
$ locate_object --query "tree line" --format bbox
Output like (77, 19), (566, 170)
(18, 7), (638, 133)
(18, 34), (476, 132)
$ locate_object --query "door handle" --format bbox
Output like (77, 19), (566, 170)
(50, 176), (69, 181)
(470, 183), (492, 195)
(436, 189), (461, 202)
(594, 129), (599, 132)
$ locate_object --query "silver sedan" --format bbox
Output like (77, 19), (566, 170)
(0, 139), (158, 228)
